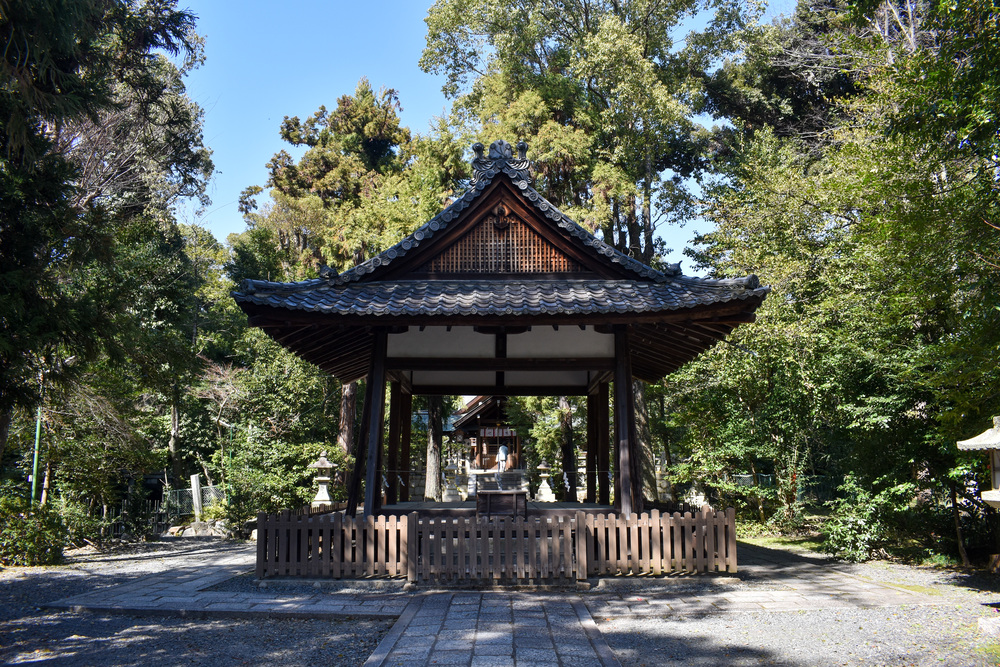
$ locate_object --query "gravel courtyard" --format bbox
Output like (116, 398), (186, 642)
(594, 548), (1000, 667)
(2, 537), (1000, 666)
(0, 540), (392, 666)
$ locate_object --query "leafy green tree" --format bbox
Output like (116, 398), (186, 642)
(0, 0), (206, 466)
(670, 0), (999, 556)
(236, 80), (470, 507)
(421, 0), (761, 260)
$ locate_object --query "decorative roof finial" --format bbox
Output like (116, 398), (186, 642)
(471, 139), (532, 185)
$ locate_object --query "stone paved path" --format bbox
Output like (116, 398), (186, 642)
(44, 540), (949, 667)
(583, 543), (941, 619)
(369, 593), (619, 667)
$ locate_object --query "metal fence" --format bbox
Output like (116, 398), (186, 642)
(725, 474), (840, 502)
(163, 485), (226, 518)
(108, 499), (170, 539)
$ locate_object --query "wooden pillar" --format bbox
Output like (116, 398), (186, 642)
(363, 329), (388, 517)
(614, 326), (635, 517)
(399, 391), (413, 502)
(627, 378), (644, 515)
(386, 382), (402, 506)
(597, 382), (610, 506)
(586, 392), (598, 503)
(346, 377), (372, 517)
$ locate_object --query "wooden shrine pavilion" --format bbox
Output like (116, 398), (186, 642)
(234, 140), (769, 519)
(450, 396), (522, 472)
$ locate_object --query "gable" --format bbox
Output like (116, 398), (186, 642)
(324, 139), (682, 286)
(414, 199), (585, 275)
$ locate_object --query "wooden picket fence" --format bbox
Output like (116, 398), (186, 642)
(256, 507), (736, 581)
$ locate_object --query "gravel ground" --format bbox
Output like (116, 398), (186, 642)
(4, 539), (1000, 666)
(0, 540), (393, 667)
(596, 555), (1000, 667)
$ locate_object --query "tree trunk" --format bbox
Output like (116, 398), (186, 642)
(950, 480), (971, 567)
(625, 194), (642, 258)
(659, 391), (672, 467)
(338, 381), (356, 455)
(337, 381), (357, 486)
(642, 158), (654, 263)
(40, 459), (51, 505)
(168, 384), (182, 483)
(424, 395), (443, 501)
(559, 396), (576, 501)
(633, 380), (656, 503)
(0, 405), (11, 470)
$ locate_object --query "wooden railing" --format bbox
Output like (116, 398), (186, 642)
(256, 507), (736, 580)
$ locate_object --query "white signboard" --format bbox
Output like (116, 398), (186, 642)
(480, 427), (515, 438)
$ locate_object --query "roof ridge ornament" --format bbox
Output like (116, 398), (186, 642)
(471, 140), (532, 185)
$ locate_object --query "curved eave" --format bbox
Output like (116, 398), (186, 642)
(236, 293), (767, 387)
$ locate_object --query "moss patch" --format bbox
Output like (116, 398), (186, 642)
(741, 534), (826, 554)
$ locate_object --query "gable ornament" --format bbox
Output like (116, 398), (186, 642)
(471, 139), (532, 185)
(489, 202), (515, 232)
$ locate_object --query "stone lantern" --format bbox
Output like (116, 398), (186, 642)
(535, 460), (556, 502)
(442, 461), (462, 502)
(308, 451), (335, 509)
(958, 416), (1000, 508)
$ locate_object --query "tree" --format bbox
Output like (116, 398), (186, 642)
(421, 1), (765, 508)
(421, 0), (760, 260)
(248, 78), (414, 270)
(237, 80), (470, 508)
(668, 0), (1000, 556)
(0, 0), (206, 465)
(424, 396), (444, 502)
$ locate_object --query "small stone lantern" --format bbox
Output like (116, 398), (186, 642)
(535, 460), (556, 502)
(957, 416), (1000, 508)
(442, 462), (462, 502)
(308, 451), (335, 509)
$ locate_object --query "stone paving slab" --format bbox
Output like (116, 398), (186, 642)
(41, 539), (952, 666)
(366, 593), (620, 667)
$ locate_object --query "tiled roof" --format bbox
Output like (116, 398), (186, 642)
(236, 277), (767, 318)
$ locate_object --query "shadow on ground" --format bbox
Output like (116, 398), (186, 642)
(0, 611), (392, 667)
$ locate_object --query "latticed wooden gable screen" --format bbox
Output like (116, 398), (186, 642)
(419, 202), (584, 274)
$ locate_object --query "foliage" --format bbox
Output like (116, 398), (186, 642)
(0, 495), (67, 566)
(0, 0), (205, 463)
(421, 0), (762, 260)
(504, 396), (587, 500)
(239, 78), (459, 273)
(820, 475), (918, 561)
(55, 496), (110, 547)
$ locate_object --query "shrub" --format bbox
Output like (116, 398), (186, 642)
(0, 496), (68, 566)
(55, 497), (108, 546)
(821, 474), (916, 561)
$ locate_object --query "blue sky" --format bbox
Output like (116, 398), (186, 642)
(181, 1), (794, 267)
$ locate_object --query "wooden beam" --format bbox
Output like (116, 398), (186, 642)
(614, 326), (635, 517)
(597, 382), (610, 506)
(399, 391), (413, 502)
(691, 322), (737, 336)
(586, 391), (598, 504)
(386, 381), (401, 506)
(346, 371), (373, 517)
(303, 331), (373, 368)
(587, 370), (613, 394)
(410, 384), (591, 396)
(384, 357), (614, 371)
(630, 327), (706, 358)
(363, 329), (388, 517)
